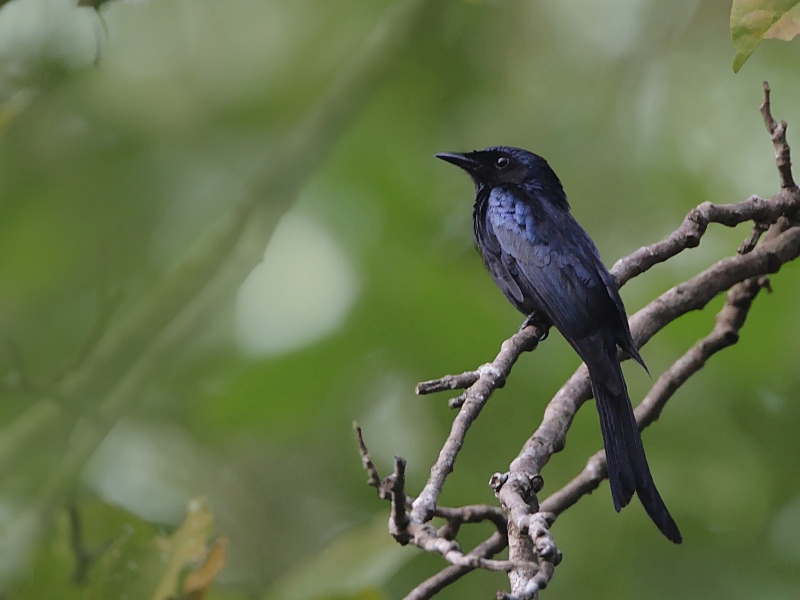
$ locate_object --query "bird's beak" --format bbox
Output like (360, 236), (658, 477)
(435, 152), (481, 174)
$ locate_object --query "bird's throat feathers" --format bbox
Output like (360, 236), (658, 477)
(473, 178), (570, 214)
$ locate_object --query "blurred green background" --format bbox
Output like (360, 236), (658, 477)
(0, 0), (799, 598)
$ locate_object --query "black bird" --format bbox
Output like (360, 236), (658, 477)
(436, 146), (681, 544)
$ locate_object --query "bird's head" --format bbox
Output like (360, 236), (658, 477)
(436, 146), (568, 207)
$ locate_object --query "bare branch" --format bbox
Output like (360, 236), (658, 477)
(610, 193), (797, 285)
(389, 456), (411, 544)
(497, 514), (559, 600)
(410, 329), (542, 524)
(760, 81), (796, 191)
(404, 532), (508, 600)
(416, 371), (480, 395)
(356, 423), (507, 530)
(354, 422), (382, 490)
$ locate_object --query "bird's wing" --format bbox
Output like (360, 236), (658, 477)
(595, 261), (645, 367)
(473, 201), (527, 307)
(489, 213), (612, 343)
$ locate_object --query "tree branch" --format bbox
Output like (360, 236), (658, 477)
(761, 81), (796, 191)
(404, 532), (508, 600)
(410, 330), (543, 524)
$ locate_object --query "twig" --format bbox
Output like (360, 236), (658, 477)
(356, 425), (526, 574)
(410, 329), (542, 524)
(66, 501), (112, 584)
(354, 422), (382, 490)
(610, 193), (795, 285)
(355, 422), (507, 531)
(404, 532), (508, 600)
(389, 456), (411, 544)
(760, 82), (796, 191)
(417, 371), (481, 395)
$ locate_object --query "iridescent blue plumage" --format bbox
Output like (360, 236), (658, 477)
(437, 146), (681, 544)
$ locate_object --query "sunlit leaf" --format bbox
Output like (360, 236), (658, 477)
(152, 498), (214, 600)
(182, 536), (229, 600)
(764, 1), (800, 39)
(731, 0), (800, 71)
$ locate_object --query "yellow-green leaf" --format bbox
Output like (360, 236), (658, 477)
(731, 0), (800, 72)
(151, 497), (214, 600)
(764, 2), (800, 39)
(182, 536), (229, 599)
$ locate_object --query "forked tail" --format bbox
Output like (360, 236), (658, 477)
(585, 336), (682, 544)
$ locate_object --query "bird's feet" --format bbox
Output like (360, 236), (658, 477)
(520, 312), (551, 340)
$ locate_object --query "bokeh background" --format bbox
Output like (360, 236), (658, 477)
(0, 0), (799, 598)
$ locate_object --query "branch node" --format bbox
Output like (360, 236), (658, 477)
(416, 370), (480, 395)
(489, 472), (508, 492)
(448, 393), (467, 409)
(739, 219), (770, 254)
(389, 455), (411, 545)
(478, 363), (506, 387)
(761, 81), (796, 190)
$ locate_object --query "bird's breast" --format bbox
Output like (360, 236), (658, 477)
(486, 187), (539, 240)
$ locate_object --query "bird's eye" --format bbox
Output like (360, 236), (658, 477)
(495, 157), (510, 169)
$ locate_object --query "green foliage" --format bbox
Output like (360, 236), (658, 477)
(265, 520), (413, 600)
(731, 0), (800, 71)
(0, 0), (799, 599)
(11, 498), (232, 600)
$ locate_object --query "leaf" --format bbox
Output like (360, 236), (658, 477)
(182, 536), (229, 600)
(151, 497), (215, 600)
(79, 510), (161, 600)
(764, 1), (800, 39)
(731, 0), (800, 72)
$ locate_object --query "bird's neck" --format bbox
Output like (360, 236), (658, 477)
(524, 180), (571, 211)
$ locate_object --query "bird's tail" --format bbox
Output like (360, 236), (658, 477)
(582, 333), (682, 544)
